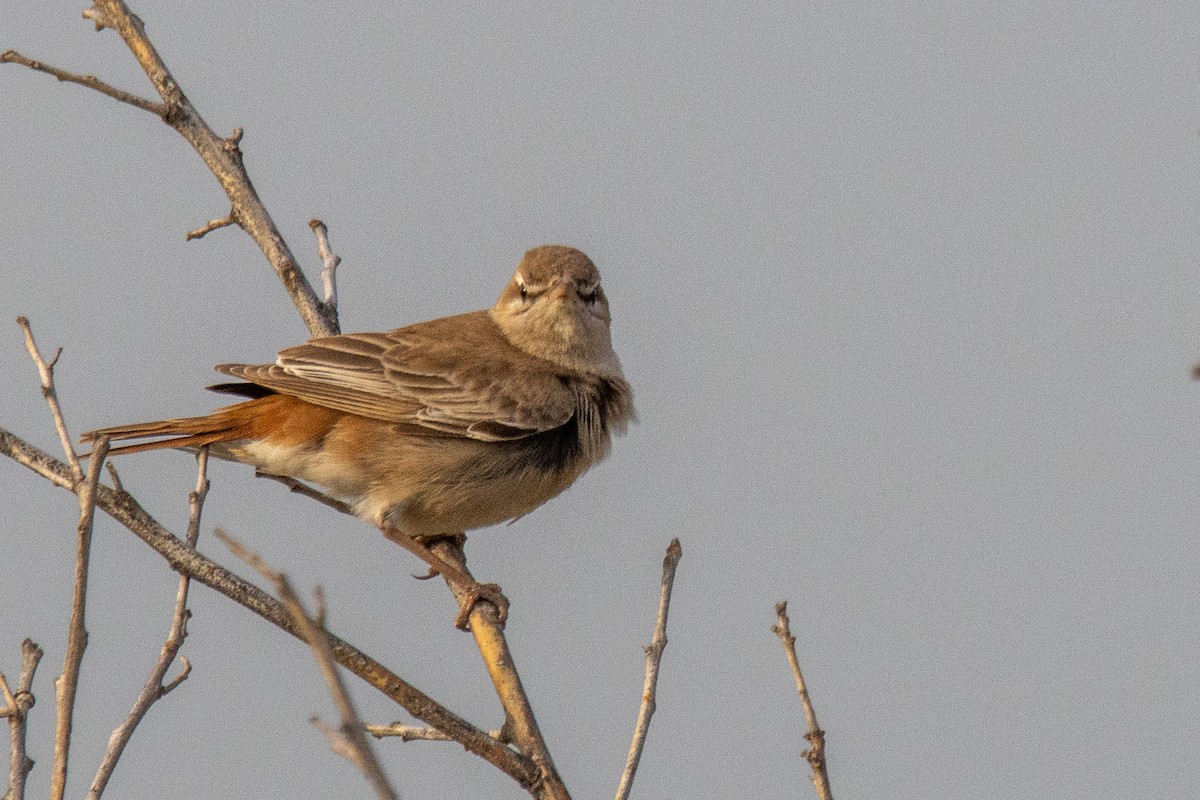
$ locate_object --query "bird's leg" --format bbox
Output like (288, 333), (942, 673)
(379, 527), (509, 630)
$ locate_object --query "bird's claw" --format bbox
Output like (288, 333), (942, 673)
(453, 581), (509, 630)
(412, 566), (440, 581)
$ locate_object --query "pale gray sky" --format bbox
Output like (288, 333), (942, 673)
(3, 2), (1199, 798)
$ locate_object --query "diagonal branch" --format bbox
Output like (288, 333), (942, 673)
(84, 0), (338, 337)
(9, 2), (338, 337)
(614, 538), (682, 800)
(430, 539), (571, 800)
(0, 427), (538, 790)
(217, 532), (400, 800)
(772, 601), (833, 800)
(0, 50), (166, 115)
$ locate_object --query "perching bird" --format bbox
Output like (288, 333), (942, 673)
(83, 245), (634, 626)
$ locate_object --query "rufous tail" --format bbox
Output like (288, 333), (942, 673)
(81, 408), (251, 457)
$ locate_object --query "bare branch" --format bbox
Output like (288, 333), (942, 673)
(615, 538), (682, 800)
(255, 471), (353, 515)
(429, 538), (570, 800)
(104, 461), (123, 493)
(1, 50), (166, 115)
(772, 602), (832, 800)
(69, 0), (341, 336)
(185, 210), (238, 241)
(0, 427), (537, 789)
(367, 722), (508, 743)
(49, 437), (108, 800)
(18, 317), (83, 481)
(2, 639), (44, 800)
(87, 449), (208, 800)
(216, 531), (400, 800)
(309, 220), (341, 308)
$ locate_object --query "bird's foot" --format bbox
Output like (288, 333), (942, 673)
(452, 581), (509, 631)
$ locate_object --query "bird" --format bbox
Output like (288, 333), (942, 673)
(82, 245), (635, 627)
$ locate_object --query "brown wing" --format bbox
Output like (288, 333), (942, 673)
(215, 311), (576, 442)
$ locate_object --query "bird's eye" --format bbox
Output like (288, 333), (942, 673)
(518, 284), (528, 300)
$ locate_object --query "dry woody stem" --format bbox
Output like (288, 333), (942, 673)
(431, 539), (571, 800)
(0, 426), (538, 789)
(2, 639), (44, 800)
(615, 538), (682, 800)
(5, 1), (338, 337)
(87, 450), (207, 800)
(217, 532), (400, 800)
(772, 601), (833, 800)
(0, 4), (665, 798)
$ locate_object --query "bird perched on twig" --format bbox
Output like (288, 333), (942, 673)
(83, 245), (635, 627)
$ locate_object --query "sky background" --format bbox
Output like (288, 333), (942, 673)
(2, 2), (1199, 798)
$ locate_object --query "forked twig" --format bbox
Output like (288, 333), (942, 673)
(18, 317), (83, 481)
(9, 1), (339, 337)
(1, 639), (44, 800)
(87, 449), (209, 799)
(0, 428), (536, 788)
(614, 539), (682, 800)
(772, 601), (832, 800)
(216, 531), (400, 800)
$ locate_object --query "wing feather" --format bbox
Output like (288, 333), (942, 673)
(214, 311), (575, 442)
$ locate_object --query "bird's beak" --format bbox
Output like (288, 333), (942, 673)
(548, 277), (575, 301)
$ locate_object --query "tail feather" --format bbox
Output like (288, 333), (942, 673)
(81, 411), (248, 457)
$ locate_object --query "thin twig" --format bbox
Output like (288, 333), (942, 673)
(2, 639), (44, 800)
(18, 317), (83, 481)
(216, 531), (400, 800)
(429, 538), (570, 800)
(1, 49), (167, 116)
(309, 219), (341, 308)
(255, 471), (353, 515)
(185, 211), (237, 241)
(50, 437), (108, 800)
(87, 449), (208, 800)
(366, 722), (508, 742)
(76, 0), (340, 337)
(615, 538), (682, 800)
(772, 602), (833, 800)
(0, 427), (537, 789)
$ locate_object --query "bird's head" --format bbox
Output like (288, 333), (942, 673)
(491, 245), (623, 376)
